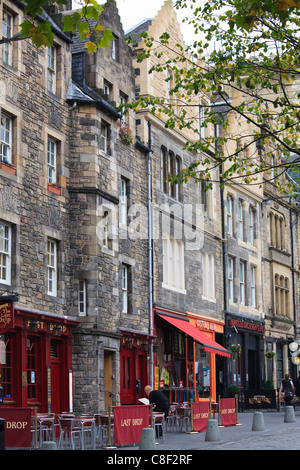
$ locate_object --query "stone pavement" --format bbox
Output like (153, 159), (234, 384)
(117, 408), (300, 451)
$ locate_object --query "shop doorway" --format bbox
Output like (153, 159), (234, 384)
(248, 349), (258, 389)
(50, 341), (61, 414)
(104, 350), (114, 411)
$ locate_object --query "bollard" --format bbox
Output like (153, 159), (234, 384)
(284, 406), (296, 423)
(205, 419), (220, 441)
(251, 412), (265, 431)
(139, 427), (156, 450)
(40, 441), (57, 450)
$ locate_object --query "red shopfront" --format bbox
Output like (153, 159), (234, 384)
(0, 301), (78, 413)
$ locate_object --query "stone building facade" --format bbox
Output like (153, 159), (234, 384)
(0, 0), (299, 415)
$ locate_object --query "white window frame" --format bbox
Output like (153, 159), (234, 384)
(47, 138), (57, 184)
(0, 221), (11, 285)
(162, 238), (185, 293)
(122, 265), (128, 313)
(120, 179), (127, 226)
(2, 10), (13, 66)
(100, 122), (109, 153)
(1, 114), (12, 164)
(250, 266), (256, 308)
(249, 207), (254, 244)
(199, 105), (205, 139)
(79, 280), (87, 316)
(239, 261), (245, 305)
(227, 256), (234, 302)
(238, 200), (244, 240)
(47, 45), (56, 94)
(202, 252), (215, 301)
(226, 195), (233, 235)
(47, 239), (57, 296)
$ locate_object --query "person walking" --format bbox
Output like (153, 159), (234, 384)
(280, 374), (295, 406)
(293, 372), (300, 400)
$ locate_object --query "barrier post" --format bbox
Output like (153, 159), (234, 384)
(186, 399), (198, 434)
(103, 405), (117, 449)
(218, 396), (221, 426)
(235, 394), (242, 426)
(34, 407), (38, 450)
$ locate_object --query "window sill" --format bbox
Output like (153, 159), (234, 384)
(48, 183), (61, 195)
(162, 283), (186, 295)
(0, 161), (16, 175)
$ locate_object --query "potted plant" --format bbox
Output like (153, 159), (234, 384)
(265, 351), (277, 361)
(229, 343), (242, 358)
(228, 384), (241, 398)
(119, 124), (133, 145)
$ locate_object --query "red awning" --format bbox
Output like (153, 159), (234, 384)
(157, 314), (231, 358)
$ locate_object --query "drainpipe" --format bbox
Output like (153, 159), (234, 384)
(148, 120), (154, 387)
(289, 198), (298, 338)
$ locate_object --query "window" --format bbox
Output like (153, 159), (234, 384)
(227, 256), (234, 302)
(0, 221), (11, 285)
(250, 266), (256, 308)
(119, 93), (128, 126)
(102, 211), (110, 248)
(226, 195), (233, 235)
(2, 11), (12, 66)
(1, 114), (12, 164)
(249, 207), (254, 244)
(202, 252), (215, 301)
(79, 280), (87, 316)
(47, 138), (57, 184)
(121, 265), (128, 313)
(161, 147), (182, 200)
(120, 178), (127, 226)
(111, 35), (119, 61)
(103, 80), (112, 100)
(270, 212), (285, 250)
(27, 338), (37, 400)
(47, 46), (56, 94)
(237, 200), (244, 240)
(274, 274), (290, 317)
(199, 105), (205, 139)
(100, 121), (109, 154)
(162, 238), (185, 292)
(0, 334), (14, 400)
(47, 239), (57, 296)
(239, 261), (245, 305)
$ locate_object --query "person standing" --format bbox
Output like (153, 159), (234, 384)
(280, 374), (295, 406)
(144, 385), (170, 418)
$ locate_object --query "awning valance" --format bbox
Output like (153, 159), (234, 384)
(157, 313), (231, 358)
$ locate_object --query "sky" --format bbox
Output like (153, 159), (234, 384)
(115, 0), (196, 45)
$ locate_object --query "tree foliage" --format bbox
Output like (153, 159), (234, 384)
(127, 0), (300, 193)
(2, 0), (114, 52)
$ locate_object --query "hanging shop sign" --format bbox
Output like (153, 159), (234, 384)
(0, 302), (14, 332)
(228, 319), (265, 333)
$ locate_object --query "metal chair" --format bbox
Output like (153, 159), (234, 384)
(174, 406), (190, 433)
(58, 417), (82, 450)
(153, 412), (165, 442)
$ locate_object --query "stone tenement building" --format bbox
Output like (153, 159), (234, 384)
(0, 0), (299, 414)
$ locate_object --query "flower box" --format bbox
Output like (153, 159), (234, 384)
(0, 161), (16, 175)
(48, 183), (61, 195)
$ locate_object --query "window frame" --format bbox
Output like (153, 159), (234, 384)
(120, 178), (128, 226)
(0, 221), (11, 285)
(162, 237), (185, 292)
(227, 256), (234, 302)
(122, 264), (128, 313)
(79, 280), (87, 316)
(47, 239), (57, 296)
(226, 195), (233, 235)
(47, 45), (56, 94)
(0, 113), (12, 164)
(47, 137), (57, 184)
(2, 10), (13, 66)
(239, 260), (245, 305)
(250, 265), (256, 308)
